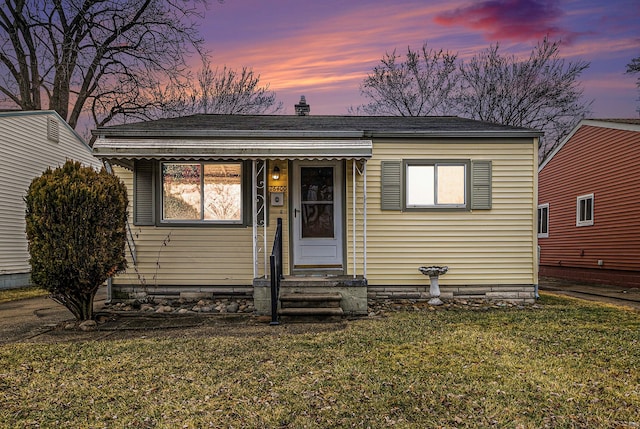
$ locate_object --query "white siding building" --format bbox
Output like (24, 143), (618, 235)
(0, 111), (102, 289)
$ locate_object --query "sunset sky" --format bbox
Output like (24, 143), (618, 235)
(199, 0), (639, 118)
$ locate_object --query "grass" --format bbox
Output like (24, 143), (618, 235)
(0, 286), (48, 303)
(1, 293), (638, 428)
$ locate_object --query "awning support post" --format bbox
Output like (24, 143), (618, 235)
(351, 159), (368, 279)
(252, 160), (267, 278)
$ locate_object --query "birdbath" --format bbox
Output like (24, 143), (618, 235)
(419, 266), (449, 306)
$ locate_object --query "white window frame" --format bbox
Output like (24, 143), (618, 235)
(537, 203), (549, 238)
(576, 193), (594, 227)
(160, 161), (244, 224)
(403, 160), (469, 210)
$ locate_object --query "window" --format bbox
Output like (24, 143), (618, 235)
(161, 162), (242, 223)
(537, 203), (549, 237)
(576, 194), (594, 226)
(404, 161), (468, 209)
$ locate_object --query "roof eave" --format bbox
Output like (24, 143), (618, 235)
(366, 130), (543, 139)
(92, 129), (543, 139)
(92, 129), (365, 139)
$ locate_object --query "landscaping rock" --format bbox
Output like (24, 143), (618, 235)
(79, 320), (97, 331)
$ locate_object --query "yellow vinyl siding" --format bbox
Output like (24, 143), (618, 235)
(113, 133), (537, 289)
(348, 138), (537, 286)
(112, 166), (254, 286)
(266, 161), (291, 276)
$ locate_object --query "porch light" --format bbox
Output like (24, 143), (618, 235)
(272, 165), (280, 180)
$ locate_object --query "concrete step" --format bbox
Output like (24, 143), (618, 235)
(280, 292), (342, 302)
(278, 292), (344, 319)
(280, 292), (342, 309)
(275, 291), (345, 320)
(278, 307), (344, 316)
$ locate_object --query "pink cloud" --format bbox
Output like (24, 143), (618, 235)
(434, 0), (575, 42)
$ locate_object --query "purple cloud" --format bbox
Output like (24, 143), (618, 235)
(434, 0), (576, 42)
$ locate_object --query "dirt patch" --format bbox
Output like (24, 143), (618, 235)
(6, 310), (351, 344)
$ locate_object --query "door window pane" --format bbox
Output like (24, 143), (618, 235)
(301, 167), (334, 238)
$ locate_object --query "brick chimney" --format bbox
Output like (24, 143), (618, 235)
(295, 95), (310, 116)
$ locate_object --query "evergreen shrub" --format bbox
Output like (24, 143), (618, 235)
(25, 160), (128, 321)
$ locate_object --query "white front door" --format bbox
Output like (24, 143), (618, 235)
(292, 161), (343, 269)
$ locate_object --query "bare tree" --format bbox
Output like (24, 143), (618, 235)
(160, 58), (283, 116)
(355, 38), (592, 161)
(627, 56), (640, 80)
(457, 38), (591, 161)
(352, 43), (458, 116)
(627, 56), (640, 115)
(0, 0), (208, 129)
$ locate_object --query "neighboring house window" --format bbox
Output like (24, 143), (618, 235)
(576, 193), (594, 226)
(537, 203), (549, 238)
(161, 162), (243, 223)
(404, 160), (468, 209)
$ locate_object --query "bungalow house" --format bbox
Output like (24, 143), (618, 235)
(538, 119), (640, 288)
(0, 110), (102, 289)
(92, 104), (542, 315)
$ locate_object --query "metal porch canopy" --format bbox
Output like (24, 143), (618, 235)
(92, 138), (373, 160)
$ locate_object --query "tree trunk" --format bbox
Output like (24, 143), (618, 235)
(52, 291), (95, 321)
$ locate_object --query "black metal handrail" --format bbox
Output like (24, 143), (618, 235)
(269, 217), (283, 325)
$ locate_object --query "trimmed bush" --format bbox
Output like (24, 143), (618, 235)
(25, 160), (128, 321)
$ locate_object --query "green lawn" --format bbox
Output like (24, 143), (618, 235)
(1, 293), (638, 428)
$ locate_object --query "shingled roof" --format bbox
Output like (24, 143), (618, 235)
(92, 114), (542, 162)
(94, 114), (542, 138)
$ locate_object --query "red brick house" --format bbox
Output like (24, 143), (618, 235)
(538, 119), (640, 287)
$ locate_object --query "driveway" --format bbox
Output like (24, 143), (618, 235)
(0, 288), (107, 344)
(538, 276), (640, 311)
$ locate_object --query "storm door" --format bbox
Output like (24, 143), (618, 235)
(291, 161), (343, 270)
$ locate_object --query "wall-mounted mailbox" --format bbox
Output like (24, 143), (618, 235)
(271, 192), (284, 206)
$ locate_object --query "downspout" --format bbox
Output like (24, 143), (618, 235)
(101, 160), (114, 303)
(363, 160), (367, 278)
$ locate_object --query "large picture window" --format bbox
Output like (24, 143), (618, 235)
(161, 162), (243, 223)
(404, 161), (467, 209)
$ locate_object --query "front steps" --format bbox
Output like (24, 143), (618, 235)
(278, 292), (344, 320)
(253, 275), (368, 319)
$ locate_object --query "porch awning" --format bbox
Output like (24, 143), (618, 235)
(92, 138), (373, 161)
